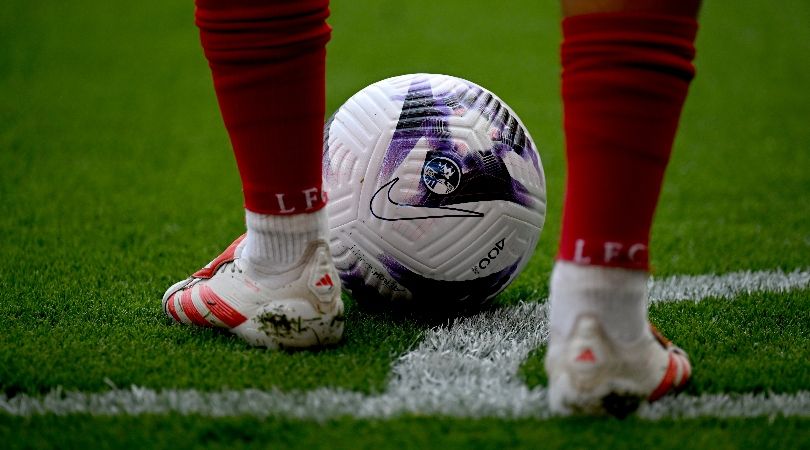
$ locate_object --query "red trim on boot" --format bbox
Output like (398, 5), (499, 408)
(192, 234), (246, 279)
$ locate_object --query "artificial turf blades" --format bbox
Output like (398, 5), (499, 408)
(1, 0), (809, 448)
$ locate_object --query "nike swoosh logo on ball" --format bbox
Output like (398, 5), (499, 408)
(369, 178), (484, 222)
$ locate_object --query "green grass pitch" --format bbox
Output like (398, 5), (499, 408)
(1, 0), (809, 448)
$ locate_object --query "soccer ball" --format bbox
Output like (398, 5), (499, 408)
(323, 74), (546, 310)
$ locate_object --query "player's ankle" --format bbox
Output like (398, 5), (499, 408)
(242, 208), (328, 272)
(549, 260), (649, 344)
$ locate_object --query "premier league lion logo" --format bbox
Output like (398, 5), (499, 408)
(422, 157), (461, 195)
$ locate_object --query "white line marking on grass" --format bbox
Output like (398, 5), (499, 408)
(648, 268), (810, 303)
(2, 386), (809, 420)
(2, 269), (809, 419)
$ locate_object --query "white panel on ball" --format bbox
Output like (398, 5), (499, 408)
(323, 74), (546, 308)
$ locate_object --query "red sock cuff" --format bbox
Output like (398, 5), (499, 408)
(557, 11), (698, 270)
(196, 0), (331, 66)
(562, 12), (697, 83)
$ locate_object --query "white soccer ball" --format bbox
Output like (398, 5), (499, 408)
(323, 74), (546, 310)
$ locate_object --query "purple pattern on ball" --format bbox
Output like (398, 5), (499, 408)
(378, 76), (540, 210)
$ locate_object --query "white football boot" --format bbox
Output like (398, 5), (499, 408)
(162, 234), (344, 349)
(545, 317), (691, 417)
(545, 262), (691, 416)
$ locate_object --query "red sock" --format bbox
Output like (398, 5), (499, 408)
(195, 0), (330, 215)
(558, 11), (698, 270)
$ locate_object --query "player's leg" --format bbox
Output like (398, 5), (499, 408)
(161, 0), (343, 349)
(545, 0), (700, 415)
